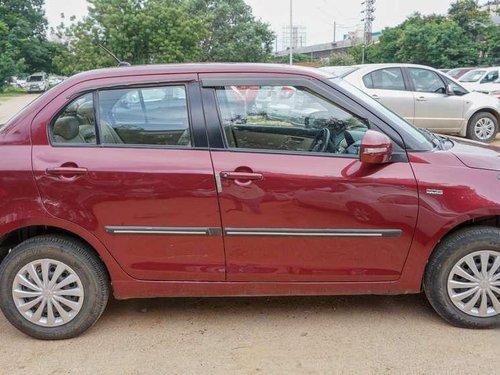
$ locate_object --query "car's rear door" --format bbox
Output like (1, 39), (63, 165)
(357, 67), (416, 124)
(31, 75), (225, 281)
(201, 73), (419, 282)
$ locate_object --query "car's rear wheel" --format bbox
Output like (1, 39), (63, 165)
(466, 112), (498, 143)
(0, 235), (109, 339)
(424, 226), (500, 328)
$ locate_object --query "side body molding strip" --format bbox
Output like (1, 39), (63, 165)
(105, 226), (402, 238)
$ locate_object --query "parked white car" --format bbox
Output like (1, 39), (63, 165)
(26, 72), (49, 93)
(321, 64), (500, 143)
(458, 67), (500, 91)
(471, 77), (500, 99)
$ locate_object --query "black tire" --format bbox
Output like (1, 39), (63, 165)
(0, 235), (109, 339)
(424, 226), (500, 329)
(466, 111), (499, 143)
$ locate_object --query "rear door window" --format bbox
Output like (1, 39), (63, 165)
(362, 68), (406, 91)
(98, 86), (191, 146)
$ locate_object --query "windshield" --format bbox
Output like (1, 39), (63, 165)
(330, 78), (435, 151)
(28, 75), (43, 82)
(460, 70), (486, 82)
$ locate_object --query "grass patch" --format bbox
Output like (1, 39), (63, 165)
(0, 87), (27, 98)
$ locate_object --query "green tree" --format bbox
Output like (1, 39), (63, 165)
(0, 0), (60, 88)
(189, 0), (275, 62)
(324, 52), (356, 66)
(56, 0), (209, 74)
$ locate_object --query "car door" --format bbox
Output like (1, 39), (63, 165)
(359, 67), (416, 124)
(31, 77), (225, 281)
(406, 67), (465, 131)
(200, 74), (419, 282)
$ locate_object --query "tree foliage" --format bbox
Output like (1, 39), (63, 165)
(55, 0), (275, 75)
(190, 0), (275, 62)
(324, 52), (356, 67)
(349, 1), (499, 68)
(0, 0), (62, 89)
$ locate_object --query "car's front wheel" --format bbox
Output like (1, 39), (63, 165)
(425, 227), (500, 328)
(0, 235), (109, 339)
(466, 112), (499, 143)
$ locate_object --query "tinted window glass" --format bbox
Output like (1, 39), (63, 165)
(216, 85), (369, 156)
(50, 93), (97, 145)
(363, 68), (406, 91)
(408, 68), (446, 94)
(459, 69), (486, 83)
(98, 86), (191, 146)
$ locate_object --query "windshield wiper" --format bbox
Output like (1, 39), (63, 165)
(418, 127), (442, 149)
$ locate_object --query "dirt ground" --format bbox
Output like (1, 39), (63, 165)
(0, 95), (498, 375)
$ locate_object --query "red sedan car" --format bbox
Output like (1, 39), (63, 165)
(0, 64), (499, 339)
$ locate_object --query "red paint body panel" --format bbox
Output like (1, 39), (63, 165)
(1, 64), (499, 300)
(211, 151), (418, 282)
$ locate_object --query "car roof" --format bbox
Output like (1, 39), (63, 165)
(64, 63), (333, 84)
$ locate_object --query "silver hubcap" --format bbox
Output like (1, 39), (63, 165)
(12, 259), (84, 327)
(474, 118), (495, 140)
(447, 251), (500, 318)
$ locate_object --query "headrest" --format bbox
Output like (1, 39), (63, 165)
(77, 101), (94, 123)
(53, 117), (80, 140)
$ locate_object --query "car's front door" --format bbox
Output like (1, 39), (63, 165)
(201, 75), (419, 282)
(31, 77), (225, 281)
(406, 67), (465, 132)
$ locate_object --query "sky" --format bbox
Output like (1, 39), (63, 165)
(45, 0), (466, 48)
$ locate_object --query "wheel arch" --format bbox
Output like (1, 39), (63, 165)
(461, 108), (500, 137)
(0, 220), (130, 284)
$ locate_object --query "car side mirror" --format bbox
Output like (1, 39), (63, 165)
(446, 84), (455, 96)
(359, 130), (393, 164)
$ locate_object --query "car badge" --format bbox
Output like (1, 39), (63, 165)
(426, 189), (444, 196)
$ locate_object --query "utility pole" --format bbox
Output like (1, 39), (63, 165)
(289, 0), (293, 65)
(333, 21), (336, 42)
(361, 0), (376, 64)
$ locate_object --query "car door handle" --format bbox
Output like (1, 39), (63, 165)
(416, 96), (427, 102)
(220, 172), (263, 181)
(371, 94), (380, 100)
(46, 166), (88, 177)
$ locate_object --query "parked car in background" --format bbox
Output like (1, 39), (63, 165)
(472, 77), (500, 99)
(0, 63), (499, 339)
(48, 76), (65, 88)
(26, 72), (49, 93)
(458, 67), (500, 91)
(446, 67), (476, 80)
(8, 76), (28, 89)
(322, 64), (500, 143)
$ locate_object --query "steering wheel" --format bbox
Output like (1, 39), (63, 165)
(309, 128), (331, 153)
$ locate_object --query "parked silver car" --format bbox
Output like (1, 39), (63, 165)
(321, 64), (500, 143)
(26, 72), (49, 93)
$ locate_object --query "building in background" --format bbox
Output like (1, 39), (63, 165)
(281, 25), (307, 51)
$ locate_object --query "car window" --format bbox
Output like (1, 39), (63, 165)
(363, 68), (406, 91)
(408, 68), (446, 94)
(443, 77), (468, 96)
(49, 93), (97, 145)
(481, 70), (499, 83)
(215, 85), (369, 156)
(98, 86), (191, 146)
(460, 69), (486, 83)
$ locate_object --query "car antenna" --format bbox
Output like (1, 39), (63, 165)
(98, 44), (131, 67)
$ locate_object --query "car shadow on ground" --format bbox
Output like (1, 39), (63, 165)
(98, 292), (444, 328)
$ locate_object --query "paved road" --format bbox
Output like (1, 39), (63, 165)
(0, 95), (498, 375)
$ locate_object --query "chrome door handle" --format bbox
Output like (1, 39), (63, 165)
(416, 96), (427, 102)
(371, 94), (380, 100)
(46, 166), (88, 177)
(220, 172), (263, 181)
